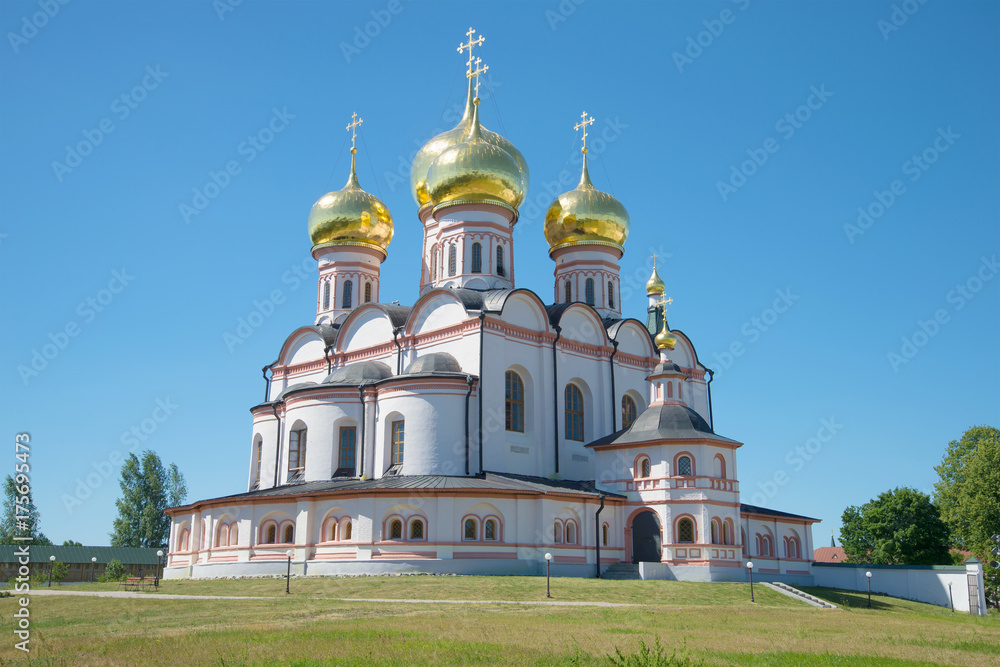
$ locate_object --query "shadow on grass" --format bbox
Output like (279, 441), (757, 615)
(798, 586), (916, 612)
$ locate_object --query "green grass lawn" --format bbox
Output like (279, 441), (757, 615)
(1, 576), (996, 666)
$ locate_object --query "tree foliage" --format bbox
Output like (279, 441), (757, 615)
(62, 539), (82, 546)
(110, 450), (184, 548)
(840, 487), (951, 565)
(1, 475), (50, 545)
(99, 559), (127, 582)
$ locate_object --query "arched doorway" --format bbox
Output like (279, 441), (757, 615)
(631, 510), (662, 563)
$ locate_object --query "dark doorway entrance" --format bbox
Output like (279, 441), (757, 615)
(631, 510), (662, 563)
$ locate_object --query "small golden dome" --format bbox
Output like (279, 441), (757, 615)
(425, 101), (524, 212)
(410, 78), (528, 210)
(308, 150), (394, 253)
(655, 320), (677, 351)
(646, 266), (665, 296)
(544, 152), (630, 254)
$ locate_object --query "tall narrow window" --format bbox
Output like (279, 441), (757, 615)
(602, 524), (609, 547)
(288, 427), (307, 475)
(585, 278), (595, 306)
(364, 282), (372, 303)
(322, 281), (330, 310)
(640, 458), (651, 478)
(389, 520), (402, 540)
(564, 280), (572, 303)
(448, 245), (457, 276)
(266, 525), (276, 544)
(621, 395), (637, 430)
(391, 420), (404, 465)
(338, 426), (356, 474)
(608, 281), (615, 308)
(471, 242), (482, 273)
(505, 371), (524, 432)
(484, 519), (496, 541)
(344, 521), (352, 540)
(496, 245), (505, 277)
(565, 522), (576, 545)
(430, 244), (438, 280)
(342, 280), (353, 309)
(677, 455), (692, 477)
(565, 384), (584, 441)
(254, 441), (262, 486)
(464, 518), (477, 540)
(677, 518), (695, 543)
(283, 524), (294, 544)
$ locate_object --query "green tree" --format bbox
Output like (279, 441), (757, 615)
(0, 475), (51, 545)
(933, 425), (1000, 608)
(99, 559), (127, 582)
(167, 462), (187, 508)
(62, 539), (82, 546)
(840, 487), (951, 565)
(110, 450), (181, 548)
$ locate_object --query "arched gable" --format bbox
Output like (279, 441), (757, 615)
(277, 327), (328, 368)
(555, 304), (609, 347)
(669, 329), (705, 373)
(496, 289), (550, 331)
(337, 304), (397, 353)
(406, 289), (473, 337)
(611, 319), (656, 358)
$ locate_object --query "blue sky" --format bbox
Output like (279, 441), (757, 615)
(1, 0), (997, 549)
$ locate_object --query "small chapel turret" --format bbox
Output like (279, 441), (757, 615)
(307, 113), (393, 324)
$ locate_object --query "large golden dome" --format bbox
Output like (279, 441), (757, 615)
(410, 79), (528, 210)
(308, 150), (394, 253)
(544, 153), (630, 253)
(425, 101), (524, 212)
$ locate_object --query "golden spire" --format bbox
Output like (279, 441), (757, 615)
(344, 112), (364, 188)
(647, 253), (666, 296)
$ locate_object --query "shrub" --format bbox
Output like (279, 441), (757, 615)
(99, 559), (127, 582)
(609, 637), (701, 667)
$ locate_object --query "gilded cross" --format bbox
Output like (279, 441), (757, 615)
(458, 27), (485, 76)
(346, 112), (363, 153)
(469, 57), (489, 99)
(656, 295), (674, 312)
(651, 252), (658, 269)
(574, 111), (595, 153)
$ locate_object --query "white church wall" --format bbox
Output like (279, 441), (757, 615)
(374, 387), (469, 477)
(339, 308), (395, 354)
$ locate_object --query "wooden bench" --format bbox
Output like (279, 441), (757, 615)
(119, 576), (154, 591)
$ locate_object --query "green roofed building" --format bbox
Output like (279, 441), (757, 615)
(0, 545), (163, 583)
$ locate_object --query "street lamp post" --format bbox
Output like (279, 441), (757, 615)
(91, 557), (97, 583)
(48, 555), (55, 587)
(285, 549), (294, 594)
(544, 552), (553, 598)
(746, 561), (754, 603)
(866, 571), (872, 608)
(155, 550), (164, 588)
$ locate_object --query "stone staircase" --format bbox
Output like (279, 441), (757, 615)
(601, 563), (640, 580)
(762, 582), (837, 608)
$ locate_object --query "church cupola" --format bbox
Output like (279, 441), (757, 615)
(545, 112), (629, 318)
(308, 113), (392, 324)
(648, 306), (685, 407)
(645, 257), (671, 337)
(413, 28), (528, 293)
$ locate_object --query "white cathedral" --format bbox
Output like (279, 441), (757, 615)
(165, 30), (818, 582)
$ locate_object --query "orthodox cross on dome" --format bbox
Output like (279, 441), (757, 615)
(656, 294), (674, 313)
(458, 27), (486, 77)
(470, 57), (489, 101)
(651, 251), (659, 269)
(574, 111), (595, 154)
(346, 112), (363, 155)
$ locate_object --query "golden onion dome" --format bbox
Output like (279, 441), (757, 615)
(410, 78), (528, 210)
(308, 149), (394, 253)
(646, 266), (666, 296)
(655, 319), (677, 351)
(544, 152), (630, 254)
(425, 100), (524, 212)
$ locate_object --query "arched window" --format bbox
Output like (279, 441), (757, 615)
(327, 520), (337, 542)
(602, 523), (609, 547)
(677, 518), (695, 543)
(254, 440), (262, 486)
(471, 242), (482, 273)
(343, 521), (352, 541)
(639, 458), (651, 478)
(410, 519), (424, 540)
(760, 535), (772, 557)
(787, 537), (800, 559)
(585, 278), (595, 306)
(229, 524), (238, 546)
(553, 520), (563, 544)
(217, 524), (229, 548)
(496, 245), (505, 277)
(179, 529), (189, 551)
(622, 395), (637, 430)
(288, 427), (307, 476)
(564, 384), (584, 441)
(464, 518), (477, 541)
(448, 245), (457, 276)
(266, 524), (276, 544)
(389, 519), (403, 540)
(283, 524), (294, 544)
(565, 521), (577, 545)
(714, 454), (727, 479)
(505, 371), (524, 432)
(677, 455), (692, 477)
(390, 420), (404, 466)
(364, 282), (372, 303)
(338, 426), (356, 474)
(711, 519), (720, 544)
(342, 280), (353, 309)
(322, 281), (330, 310)
(724, 519), (734, 546)
(564, 280), (572, 303)
(430, 244), (438, 280)
(608, 281), (615, 308)
(484, 519), (497, 541)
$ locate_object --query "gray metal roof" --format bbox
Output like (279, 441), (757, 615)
(587, 403), (740, 446)
(404, 352), (463, 374)
(174, 471), (624, 509)
(741, 503), (820, 522)
(323, 360), (393, 384)
(0, 545), (162, 565)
